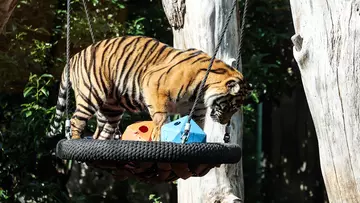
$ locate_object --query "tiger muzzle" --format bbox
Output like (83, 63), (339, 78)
(210, 104), (237, 124)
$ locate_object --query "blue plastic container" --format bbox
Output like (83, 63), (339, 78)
(160, 116), (206, 143)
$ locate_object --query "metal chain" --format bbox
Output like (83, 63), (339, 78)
(182, 0), (238, 143)
(183, 0), (250, 143)
(65, 0), (72, 139)
(224, 0), (249, 144)
(82, 0), (96, 43)
(235, 0), (249, 69)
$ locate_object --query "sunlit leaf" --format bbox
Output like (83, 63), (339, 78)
(25, 111), (32, 117)
(23, 87), (35, 98)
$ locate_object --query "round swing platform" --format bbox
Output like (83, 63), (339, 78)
(55, 138), (241, 182)
(55, 138), (241, 164)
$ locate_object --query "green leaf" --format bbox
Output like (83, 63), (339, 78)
(23, 86), (35, 98)
(40, 74), (53, 78)
(40, 87), (49, 97)
(25, 111), (32, 117)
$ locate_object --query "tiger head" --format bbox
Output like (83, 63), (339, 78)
(205, 72), (251, 125)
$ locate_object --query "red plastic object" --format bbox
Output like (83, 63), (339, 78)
(121, 121), (154, 141)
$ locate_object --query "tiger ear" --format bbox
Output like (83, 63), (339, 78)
(226, 80), (240, 96)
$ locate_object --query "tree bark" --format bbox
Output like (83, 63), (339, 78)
(161, 0), (244, 202)
(0, 0), (17, 33)
(289, 1), (360, 202)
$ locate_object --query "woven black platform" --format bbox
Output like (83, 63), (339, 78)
(55, 139), (242, 164)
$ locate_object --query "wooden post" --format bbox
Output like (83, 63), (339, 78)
(289, 1), (360, 202)
(0, 0), (17, 33)
(161, 0), (244, 202)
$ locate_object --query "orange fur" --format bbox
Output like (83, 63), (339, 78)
(49, 35), (249, 141)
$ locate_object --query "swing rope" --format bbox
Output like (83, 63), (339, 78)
(82, 0), (95, 44)
(64, 0), (96, 139)
(236, 0), (249, 69)
(182, 0), (249, 143)
(64, 0), (71, 140)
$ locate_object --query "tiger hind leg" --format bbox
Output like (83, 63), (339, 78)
(71, 89), (101, 139)
(71, 107), (96, 139)
(93, 106), (124, 140)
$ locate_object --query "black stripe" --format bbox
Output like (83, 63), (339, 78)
(102, 38), (112, 47)
(149, 44), (168, 64)
(191, 114), (205, 118)
(113, 36), (134, 82)
(81, 80), (103, 107)
(94, 44), (109, 96)
(163, 52), (204, 75)
(123, 93), (138, 111)
(106, 119), (120, 125)
(116, 37), (141, 87)
(183, 77), (193, 97)
(191, 56), (210, 64)
(124, 39), (153, 102)
(134, 40), (160, 94)
(58, 87), (66, 99)
(56, 103), (65, 112)
(96, 117), (109, 124)
(78, 91), (100, 110)
(170, 50), (185, 61)
(142, 47), (178, 82)
(197, 68), (228, 75)
(105, 38), (122, 81)
(78, 103), (96, 115)
(75, 108), (93, 117)
(162, 47), (174, 60)
(189, 83), (208, 102)
(100, 108), (124, 115)
(88, 45), (103, 98)
(176, 85), (184, 102)
(189, 50), (203, 56)
(155, 53), (202, 91)
(54, 116), (62, 122)
(99, 40), (114, 67)
(72, 115), (89, 121)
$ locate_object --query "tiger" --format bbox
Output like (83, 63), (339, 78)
(47, 35), (250, 141)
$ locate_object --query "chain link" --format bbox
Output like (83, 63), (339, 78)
(183, 0), (250, 143)
(82, 0), (96, 43)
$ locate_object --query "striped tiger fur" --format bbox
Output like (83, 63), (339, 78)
(47, 35), (250, 141)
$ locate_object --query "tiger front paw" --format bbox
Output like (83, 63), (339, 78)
(71, 130), (81, 139)
(151, 128), (161, 141)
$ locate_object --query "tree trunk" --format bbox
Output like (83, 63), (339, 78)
(161, 0), (244, 202)
(0, 0), (17, 33)
(289, 1), (360, 202)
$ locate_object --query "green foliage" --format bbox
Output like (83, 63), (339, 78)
(239, 0), (299, 202)
(0, 73), (69, 202)
(0, 188), (9, 200)
(241, 0), (299, 101)
(149, 193), (162, 203)
(21, 73), (55, 119)
(126, 17), (146, 35)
